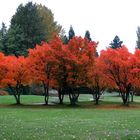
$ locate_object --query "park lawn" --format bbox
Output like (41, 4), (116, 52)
(0, 92), (140, 105)
(0, 94), (140, 140)
(0, 107), (140, 140)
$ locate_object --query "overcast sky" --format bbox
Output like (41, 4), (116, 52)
(0, 0), (140, 52)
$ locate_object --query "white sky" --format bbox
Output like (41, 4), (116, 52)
(0, 0), (140, 53)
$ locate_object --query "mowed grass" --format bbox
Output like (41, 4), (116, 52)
(0, 94), (140, 140)
(0, 92), (140, 105)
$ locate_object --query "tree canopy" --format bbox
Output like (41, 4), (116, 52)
(3, 2), (64, 56)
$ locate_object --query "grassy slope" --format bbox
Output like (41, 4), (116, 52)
(0, 94), (140, 140)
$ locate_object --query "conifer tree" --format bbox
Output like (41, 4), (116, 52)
(110, 35), (123, 49)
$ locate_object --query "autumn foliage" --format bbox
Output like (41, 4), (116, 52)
(0, 54), (30, 104)
(0, 35), (140, 105)
(28, 35), (98, 105)
(99, 46), (135, 104)
(88, 58), (109, 104)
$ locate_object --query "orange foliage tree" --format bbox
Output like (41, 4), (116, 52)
(130, 49), (140, 97)
(0, 55), (30, 104)
(65, 37), (98, 105)
(88, 58), (109, 104)
(28, 42), (57, 105)
(2, 34), (139, 106)
(100, 46), (134, 105)
(47, 36), (98, 105)
(0, 53), (8, 88)
(48, 35), (70, 104)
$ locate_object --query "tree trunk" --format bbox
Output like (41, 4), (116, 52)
(93, 87), (101, 105)
(16, 95), (21, 105)
(94, 91), (101, 105)
(13, 93), (20, 105)
(42, 81), (49, 105)
(8, 84), (21, 105)
(46, 87), (49, 105)
(121, 93), (129, 105)
(69, 92), (79, 105)
(44, 87), (49, 105)
(130, 91), (134, 102)
(75, 94), (79, 102)
(95, 98), (99, 105)
(15, 87), (21, 105)
(95, 94), (99, 105)
(58, 89), (64, 104)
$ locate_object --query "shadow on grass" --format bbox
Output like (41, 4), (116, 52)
(0, 100), (140, 110)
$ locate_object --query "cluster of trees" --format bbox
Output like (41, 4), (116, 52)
(0, 34), (140, 106)
(0, 35), (97, 105)
(0, 2), (93, 57)
(0, 2), (63, 56)
(1, 2), (140, 106)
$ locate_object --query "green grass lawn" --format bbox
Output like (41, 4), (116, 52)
(0, 94), (140, 140)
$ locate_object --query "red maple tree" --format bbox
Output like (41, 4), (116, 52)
(1, 55), (30, 104)
(28, 41), (57, 105)
(100, 46), (134, 105)
(88, 58), (109, 104)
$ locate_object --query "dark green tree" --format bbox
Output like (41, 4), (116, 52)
(136, 26), (140, 49)
(62, 26), (75, 44)
(7, 2), (63, 56)
(68, 26), (75, 40)
(63, 35), (69, 44)
(84, 30), (99, 56)
(0, 22), (8, 54)
(84, 30), (92, 41)
(110, 35), (123, 49)
(6, 24), (26, 56)
(10, 2), (45, 52)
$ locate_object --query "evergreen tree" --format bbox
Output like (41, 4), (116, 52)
(84, 30), (92, 41)
(7, 2), (63, 56)
(9, 2), (45, 54)
(62, 26), (75, 44)
(0, 22), (8, 54)
(110, 35), (123, 49)
(63, 35), (69, 44)
(7, 24), (26, 56)
(68, 26), (75, 40)
(84, 30), (99, 56)
(136, 26), (140, 49)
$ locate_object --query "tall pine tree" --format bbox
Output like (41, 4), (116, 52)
(68, 26), (75, 40)
(136, 26), (140, 49)
(63, 26), (75, 44)
(0, 22), (8, 54)
(110, 35), (123, 49)
(84, 30), (92, 41)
